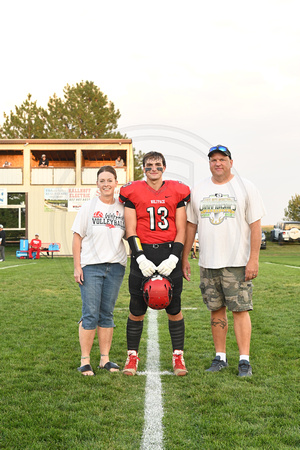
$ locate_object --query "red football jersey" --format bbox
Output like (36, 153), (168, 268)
(119, 180), (190, 244)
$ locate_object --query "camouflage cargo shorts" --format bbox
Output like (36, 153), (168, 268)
(200, 267), (253, 312)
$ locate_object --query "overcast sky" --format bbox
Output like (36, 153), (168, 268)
(0, 0), (299, 225)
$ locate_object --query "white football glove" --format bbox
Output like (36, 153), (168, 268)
(157, 254), (179, 276)
(136, 254), (157, 277)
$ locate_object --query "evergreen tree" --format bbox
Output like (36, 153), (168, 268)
(0, 81), (124, 139)
(134, 149), (145, 180)
(46, 81), (123, 138)
(0, 94), (48, 138)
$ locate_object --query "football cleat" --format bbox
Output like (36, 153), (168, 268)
(142, 274), (173, 310)
(123, 350), (140, 376)
(172, 350), (188, 376)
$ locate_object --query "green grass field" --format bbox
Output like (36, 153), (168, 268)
(1, 242), (299, 449)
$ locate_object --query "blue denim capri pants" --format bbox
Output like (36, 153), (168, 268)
(79, 263), (125, 330)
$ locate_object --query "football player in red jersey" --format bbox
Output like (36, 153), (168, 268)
(119, 151), (190, 376)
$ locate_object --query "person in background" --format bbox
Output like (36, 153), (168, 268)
(0, 224), (6, 262)
(39, 154), (49, 167)
(29, 234), (42, 259)
(119, 151), (190, 376)
(115, 155), (124, 167)
(72, 166), (127, 376)
(182, 145), (265, 377)
(191, 233), (198, 259)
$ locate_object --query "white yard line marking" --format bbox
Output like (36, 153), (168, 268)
(264, 262), (300, 269)
(141, 308), (164, 450)
(0, 263), (37, 270)
(138, 371), (173, 376)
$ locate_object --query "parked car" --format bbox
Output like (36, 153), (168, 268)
(261, 231), (266, 249)
(270, 221), (300, 245)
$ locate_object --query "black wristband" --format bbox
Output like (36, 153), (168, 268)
(172, 242), (184, 259)
(128, 236), (144, 258)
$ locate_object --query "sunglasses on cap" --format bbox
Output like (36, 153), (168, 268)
(208, 145), (231, 159)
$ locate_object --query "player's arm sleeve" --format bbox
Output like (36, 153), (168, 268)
(124, 199), (135, 209)
(119, 183), (136, 208)
(182, 192), (191, 203)
(176, 184), (190, 208)
(176, 200), (185, 208)
(119, 186), (135, 209)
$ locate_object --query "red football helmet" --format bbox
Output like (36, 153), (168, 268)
(143, 274), (173, 310)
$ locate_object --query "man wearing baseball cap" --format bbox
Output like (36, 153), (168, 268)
(0, 224), (5, 262)
(182, 144), (265, 377)
(29, 233), (42, 259)
(39, 154), (49, 167)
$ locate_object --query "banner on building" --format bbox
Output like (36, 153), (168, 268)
(68, 188), (98, 212)
(44, 188), (69, 212)
(44, 187), (120, 212)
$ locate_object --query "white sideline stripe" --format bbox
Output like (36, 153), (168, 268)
(141, 309), (164, 449)
(0, 263), (37, 270)
(264, 262), (300, 269)
(138, 371), (173, 376)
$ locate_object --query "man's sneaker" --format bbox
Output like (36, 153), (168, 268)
(238, 359), (252, 377)
(172, 350), (188, 376)
(205, 355), (228, 372)
(123, 350), (140, 376)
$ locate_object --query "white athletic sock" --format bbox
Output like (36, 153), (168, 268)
(239, 355), (249, 362)
(216, 352), (226, 362)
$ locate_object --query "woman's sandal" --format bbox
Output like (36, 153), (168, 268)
(77, 364), (95, 376)
(97, 362), (120, 372)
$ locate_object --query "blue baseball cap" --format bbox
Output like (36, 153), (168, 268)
(208, 145), (232, 159)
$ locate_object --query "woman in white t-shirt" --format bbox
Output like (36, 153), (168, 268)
(72, 166), (127, 376)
